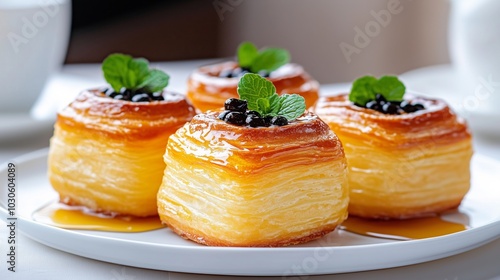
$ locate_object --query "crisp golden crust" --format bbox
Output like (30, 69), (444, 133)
(186, 61), (319, 112)
(48, 89), (195, 217)
(168, 112), (345, 174)
(312, 94), (471, 149)
(312, 94), (473, 219)
(57, 89), (196, 141)
(157, 111), (349, 246)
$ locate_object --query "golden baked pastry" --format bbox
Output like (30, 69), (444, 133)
(312, 93), (473, 219)
(157, 111), (349, 246)
(48, 89), (195, 217)
(187, 41), (319, 112)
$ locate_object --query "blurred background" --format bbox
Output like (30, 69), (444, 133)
(67, 0), (449, 83)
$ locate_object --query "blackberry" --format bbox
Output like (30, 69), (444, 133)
(246, 110), (262, 118)
(366, 101), (382, 112)
(375, 94), (387, 103)
(382, 103), (399, 114)
(150, 92), (164, 101)
(131, 93), (151, 102)
(246, 115), (265, 127)
(224, 111), (246, 125)
(224, 98), (247, 112)
(271, 116), (288, 126)
(218, 110), (231, 120)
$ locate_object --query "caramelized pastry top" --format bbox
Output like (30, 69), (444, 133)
(191, 61), (313, 87)
(312, 93), (471, 149)
(187, 61), (320, 111)
(167, 111), (344, 174)
(57, 89), (196, 140)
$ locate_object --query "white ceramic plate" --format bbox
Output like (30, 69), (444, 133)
(400, 64), (500, 137)
(1, 149), (499, 276)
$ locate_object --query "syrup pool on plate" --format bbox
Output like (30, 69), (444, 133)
(32, 202), (165, 233)
(33, 202), (469, 239)
(340, 211), (470, 240)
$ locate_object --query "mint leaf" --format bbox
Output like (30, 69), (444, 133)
(139, 69), (170, 93)
(256, 94), (280, 116)
(102, 54), (132, 92)
(237, 42), (259, 68)
(250, 48), (290, 73)
(349, 76), (378, 106)
(256, 98), (271, 114)
(349, 75), (406, 106)
(102, 53), (169, 93)
(268, 94), (281, 115)
(237, 73), (276, 110)
(372, 76), (405, 101)
(234, 42), (291, 73)
(124, 57), (149, 89)
(277, 94), (306, 121)
(237, 73), (305, 121)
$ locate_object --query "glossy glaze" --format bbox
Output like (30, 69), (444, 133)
(33, 202), (164, 232)
(341, 213), (468, 240)
(58, 89), (195, 140)
(312, 94), (470, 149)
(168, 112), (344, 173)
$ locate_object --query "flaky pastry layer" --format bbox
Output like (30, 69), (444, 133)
(48, 89), (195, 217)
(312, 94), (473, 219)
(157, 112), (349, 246)
(186, 61), (319, 112)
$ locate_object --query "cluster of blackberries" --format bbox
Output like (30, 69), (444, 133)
(219, 67), (270, 78)
(103, 88), (164, 102)
(358, 94), (425, 115)
(219, 98), (288, 127)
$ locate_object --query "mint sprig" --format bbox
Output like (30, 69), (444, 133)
(237, 42), (258, 68)
(102, 53), (169, 93)
(237, 73), (305, 121)
(237, 42), (290, 73)
(349, 75), (405, 106)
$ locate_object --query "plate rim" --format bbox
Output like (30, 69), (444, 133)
(1, 149), (500, 276)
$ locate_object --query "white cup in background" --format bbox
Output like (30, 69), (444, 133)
(449, 0), (500, 113)
(0, 0), (71, 114)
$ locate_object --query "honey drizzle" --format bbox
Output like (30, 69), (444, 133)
(33, 202), (469, 239)
(340, 213), (469, 240)
(32, 202), (164, 233)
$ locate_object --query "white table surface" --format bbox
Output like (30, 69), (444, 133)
(0, 61), (499, 280)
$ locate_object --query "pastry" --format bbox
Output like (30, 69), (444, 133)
(312, 75), (473, 219)
(186, 41), (319, 112)
(158, 73), (348, 246)
(48, 54), (195, 217)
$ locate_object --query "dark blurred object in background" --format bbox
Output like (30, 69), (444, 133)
(66, 0), (219, 63)
(66, 0), (450, 84)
